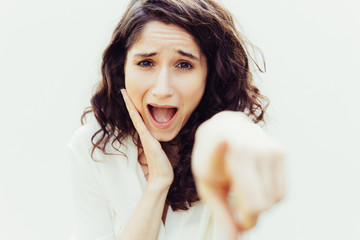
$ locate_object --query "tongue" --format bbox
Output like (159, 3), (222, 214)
(152, 107), (176, 123)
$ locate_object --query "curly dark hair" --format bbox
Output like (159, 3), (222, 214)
(82, 0), (268, 211)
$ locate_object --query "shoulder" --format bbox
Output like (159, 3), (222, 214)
(68, 119), (135, 160)
(68, 120), (101, 154)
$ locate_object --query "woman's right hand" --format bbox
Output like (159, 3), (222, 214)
(192, 111), (285, 239)
(121, 89), (174, 188)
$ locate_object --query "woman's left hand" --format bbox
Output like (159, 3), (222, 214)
(192, 111), (285, 240)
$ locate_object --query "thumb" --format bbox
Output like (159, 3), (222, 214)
(121, 89), (160, 151)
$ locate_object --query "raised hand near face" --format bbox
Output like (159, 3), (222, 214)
(121, 89), (174, 187)
(192, 111), (285, 240)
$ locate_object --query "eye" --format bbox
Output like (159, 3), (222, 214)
(176, 61), (194, 70)
(137, 60), (154, 68)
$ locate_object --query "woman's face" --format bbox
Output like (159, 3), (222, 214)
(124, 21), (208, 142)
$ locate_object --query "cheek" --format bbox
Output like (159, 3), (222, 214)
(124, 66), (147, 112)
(180, 74), (206, 111)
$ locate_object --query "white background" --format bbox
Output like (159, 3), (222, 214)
(0, 0), (359, 239)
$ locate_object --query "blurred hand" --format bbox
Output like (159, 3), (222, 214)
(192, 111), (285, 240)
(121, 89), (174, 187)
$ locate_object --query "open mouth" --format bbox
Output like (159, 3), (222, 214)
(148, 104), (178, 124)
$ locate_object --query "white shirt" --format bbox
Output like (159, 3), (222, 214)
(68, 120), (245, 240)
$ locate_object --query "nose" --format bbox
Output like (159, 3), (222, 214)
(151, 66), (175, 98)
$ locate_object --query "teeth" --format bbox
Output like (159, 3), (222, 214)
(149, 106), (177, 123)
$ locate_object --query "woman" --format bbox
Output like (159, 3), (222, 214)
(68, 0), (285, 239)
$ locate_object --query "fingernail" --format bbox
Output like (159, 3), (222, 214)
(120, 89), (127, 99)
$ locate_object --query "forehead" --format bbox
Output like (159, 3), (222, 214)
(130, 21), (200, 52)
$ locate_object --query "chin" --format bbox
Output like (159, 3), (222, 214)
(151, 131), (177, 142)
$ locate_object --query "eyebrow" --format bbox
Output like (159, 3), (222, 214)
(134, 52), (157, 58)
(133, 50), (200, 61)
(177, 50), (199, 60)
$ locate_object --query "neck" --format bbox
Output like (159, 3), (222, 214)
(161, 142), (180, 168)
